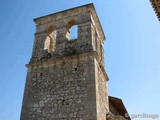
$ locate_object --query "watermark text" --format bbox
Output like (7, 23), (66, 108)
(125, 113), (159, 119)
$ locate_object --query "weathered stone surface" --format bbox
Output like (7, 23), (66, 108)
(20, 3), (108, 120)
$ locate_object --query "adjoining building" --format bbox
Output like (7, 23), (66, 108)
(108, 96), (131, 120)
(150, 0), (160, 20)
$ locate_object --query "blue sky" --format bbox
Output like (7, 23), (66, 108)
(0, 0), (160, 120)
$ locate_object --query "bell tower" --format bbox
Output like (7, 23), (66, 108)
(20, 3), (109, 120)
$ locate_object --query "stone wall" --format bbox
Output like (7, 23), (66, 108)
(21, 53), (99, 120)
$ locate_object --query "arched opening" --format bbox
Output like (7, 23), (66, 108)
(44, 25), (57, 53)
(66, 20), (78, 41)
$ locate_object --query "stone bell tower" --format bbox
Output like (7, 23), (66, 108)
(20, 3), (109, 120)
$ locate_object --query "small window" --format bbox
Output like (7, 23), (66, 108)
(70, 25), (78, 40)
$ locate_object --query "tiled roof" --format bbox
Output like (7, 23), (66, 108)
(150, 0), (160, 21)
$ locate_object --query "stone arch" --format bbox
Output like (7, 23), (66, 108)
(67, 19), (77, 29)
(46, 25), (57, 34)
